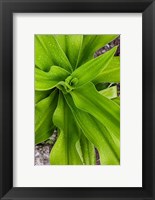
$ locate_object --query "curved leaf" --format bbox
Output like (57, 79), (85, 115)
(35, 34), (120, 165)
(35, 35), (72, 72)
(50, 92), (82, 165)
(35, 35), (54, 71)
(35, 66), (70, 91)
(35, 90), (52, 104)
(55, 35), (66, 54)
(35, 89), (58, 144)
(65, 35), (83, 69)
(70, 47), (117, 88)
(76, 134), (96, 165)
(70, 82), (120, 140)
(99, 86), (118, 99)
(100, 86), (120, 106)
(93, 56), (120, 84)
(65, 94), (120, 165)
(77, 35), (118, 67)
(112, 97), (120, 106)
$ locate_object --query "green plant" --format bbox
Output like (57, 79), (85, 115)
(35, 34), (120, 165)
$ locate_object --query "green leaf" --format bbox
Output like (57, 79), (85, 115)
(76, 134), (96, 165)
(35, 35), (54, 71)
(69, 47), (117, 88)
(35, 90), (58, 144)
(77, 35), (118, 67)
(65, 94), (120, 165)
(99, 86), (118, 99)
(35, 34), (120, 165)
(93, 56), (120, 84)
(112, 97), (120, 106)
(54, 35), (66, 54)
(65, 35), (83, 69)
(54, 35), (83, 70)
(35, 35), (72, 72)
(50, 92), (82, 165)
(70, 82), (120, 140)
(95, 83), (109, 91)
(35, 90), (52, 104)
(35, 66), (70, 91)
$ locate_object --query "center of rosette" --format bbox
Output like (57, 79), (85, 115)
(57, 76), (79, 93)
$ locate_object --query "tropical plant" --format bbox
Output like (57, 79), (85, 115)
(35, 34), (120, 165)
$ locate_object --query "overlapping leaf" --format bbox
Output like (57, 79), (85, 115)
(50, 92), (82, 165)
(93, 56), (120, 84)
(76, 35), (118, 67)
(35, 66), (70, 91)
(35, 34), (120, 165)
(65, 94), (120, 164)
(99, 86), (120, 106)
(65, 35), (83, 69)
(70, 82), (120, 140)
(113, 97), (120, 106)
(35, 90), (58, 144)
(99, 86), (118, 99)
(69, 47), (117, 88)
(35, 90), (52, 104)
(76, 134), (96, 165)
(35, 35), (72, 72)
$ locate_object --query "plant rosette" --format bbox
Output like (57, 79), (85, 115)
(35, 35), (120, 165)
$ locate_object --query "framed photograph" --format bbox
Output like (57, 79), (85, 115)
(0, 0), (154, 199)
